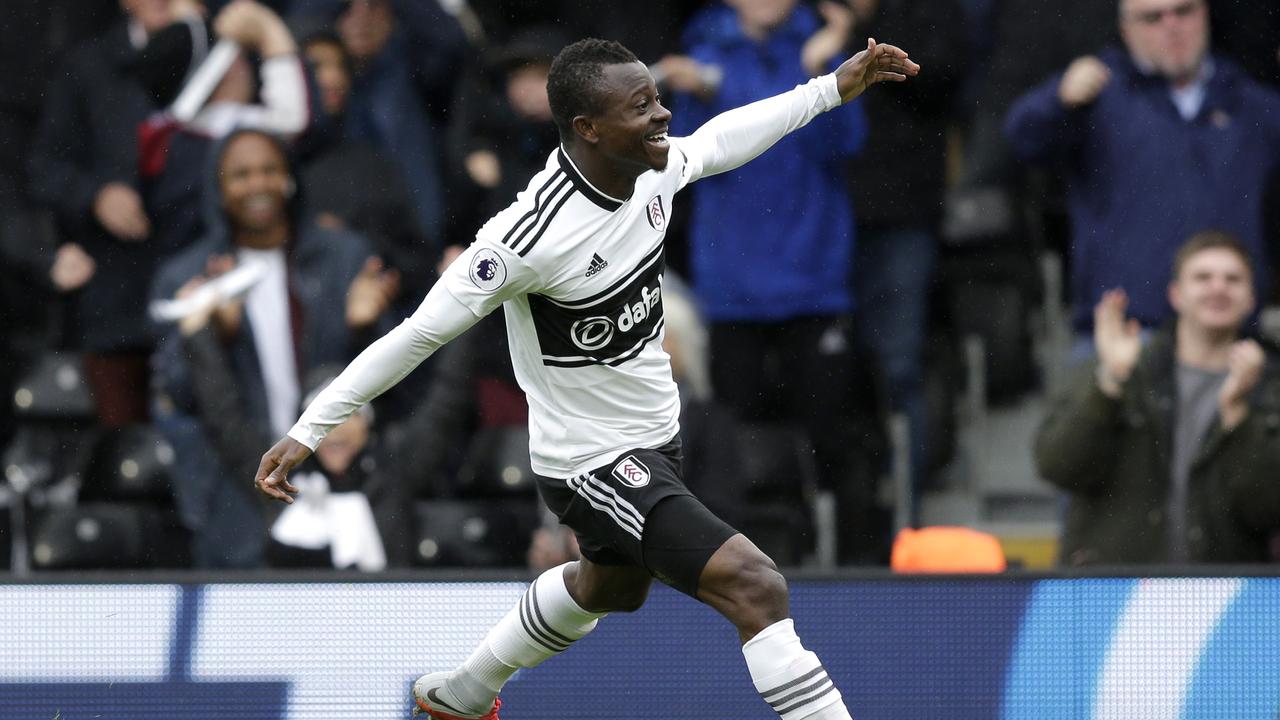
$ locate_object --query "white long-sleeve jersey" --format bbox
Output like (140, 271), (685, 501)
(288, 73), (843, 477)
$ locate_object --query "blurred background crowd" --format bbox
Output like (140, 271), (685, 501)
(1, 0), (1278, 573)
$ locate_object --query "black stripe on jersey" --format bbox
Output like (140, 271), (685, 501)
(543, 242), (665, 310)
(558, 148), (623, 211)
(542, 318), (665, 368)
(501, 170), (568, 248)
(515, 180), (576, 257)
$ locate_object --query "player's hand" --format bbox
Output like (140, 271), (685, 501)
(94, 182), (151, 241)
(254, 435), (312, 503)
(1058, 55), (1110, 108)
(1219, 339), (1264, 430)
(1093, 289), (1142, 397)
(833, 37), (919, 103)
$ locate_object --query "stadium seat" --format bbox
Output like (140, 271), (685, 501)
(10, 351), (96, 421)
(30, 503), (190, 569)
(412, 498), (539, 568)
(939, 186), (1042, 402)
(2, 423), (98, 496)
(728, 424), (820, 563)
(83, 424), (177, 502)
(453, 426), (537, 498)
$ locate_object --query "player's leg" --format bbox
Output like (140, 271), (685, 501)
(643, 495), (854, 720)
(413, 557), (651, 719)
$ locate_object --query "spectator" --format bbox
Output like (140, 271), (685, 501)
(843, 0), (967, 507)
(150, 128), (395, 567)
(136, 0), (311, 268)
(1004, 0), (1280, 340)
(25, 0), (182, 427)
(298, 30), (436, 301)
(444, 28), (562, 247)
(959, 0), (1115, 187)
(332, 0), (468, 239)
(1036, 231), (1280, 565)
(659, 0), (875, 561)
(176, 288), (399, 569)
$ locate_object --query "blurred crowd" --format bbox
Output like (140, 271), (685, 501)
(1, 0), (1278, 572)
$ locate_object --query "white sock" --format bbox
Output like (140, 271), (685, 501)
(448, 563), (604, 711)
(743, 619), (851, 720)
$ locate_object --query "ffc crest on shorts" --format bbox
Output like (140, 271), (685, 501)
(612, 455), (651, 488)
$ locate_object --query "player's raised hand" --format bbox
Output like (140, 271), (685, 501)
(254, 435), (312, 503)
(834, 37), (919, 103)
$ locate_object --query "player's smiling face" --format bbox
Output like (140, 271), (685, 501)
(591, 62), (672, 174)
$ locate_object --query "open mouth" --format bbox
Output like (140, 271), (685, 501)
(645, 131), (669, 149)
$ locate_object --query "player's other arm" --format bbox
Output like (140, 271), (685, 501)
(254, 242), (530, 503)
(677, 38), (918, 184)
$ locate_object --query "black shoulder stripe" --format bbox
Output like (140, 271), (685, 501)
(515, 183), (577, 257)
(501, 170), (567, 248)
(508, 175), (571, 253)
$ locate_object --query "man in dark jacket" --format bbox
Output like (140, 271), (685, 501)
(1004, 0), (1280, 334)
(1036, 231), (1280, 565)
(25, 0), (175, 426)
(150, 128), (396, 567)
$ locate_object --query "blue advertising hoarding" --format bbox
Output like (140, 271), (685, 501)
(0, 576), (1275, 719)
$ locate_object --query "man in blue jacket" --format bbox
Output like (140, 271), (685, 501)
(659, 0), (875, 561)
(1004, 0), (1280, 339)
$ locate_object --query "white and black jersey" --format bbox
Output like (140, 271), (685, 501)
(437, 146), (690, 475)
(289, 74), (843, 477)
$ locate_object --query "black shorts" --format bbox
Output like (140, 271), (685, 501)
(535, 439), (738, 597)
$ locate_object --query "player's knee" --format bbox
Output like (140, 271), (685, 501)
(706, 548), (788, 623)
(735, 554), (788, 615)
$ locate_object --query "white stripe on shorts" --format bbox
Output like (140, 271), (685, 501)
(567, 473), (644, 540)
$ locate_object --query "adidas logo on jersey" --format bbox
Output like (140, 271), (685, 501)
(585, 253), (609, 277)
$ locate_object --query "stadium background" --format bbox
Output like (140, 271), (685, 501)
(3, 571), (1279, 719)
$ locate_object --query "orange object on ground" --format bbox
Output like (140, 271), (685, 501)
(891, 526), (1007, 573)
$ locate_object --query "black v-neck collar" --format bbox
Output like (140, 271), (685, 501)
(557, 147), (625, 212)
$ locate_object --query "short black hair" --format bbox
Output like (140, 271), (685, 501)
(546, 38), (640, 142)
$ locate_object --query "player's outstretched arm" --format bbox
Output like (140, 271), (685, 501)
(676, 38), (918, 185)
(833, 38), (920, 104)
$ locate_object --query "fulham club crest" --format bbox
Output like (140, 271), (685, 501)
(645, 195), (666, 232)
(612, 455), (651, 488)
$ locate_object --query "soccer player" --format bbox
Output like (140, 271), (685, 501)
(254, 37), (918, 720)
